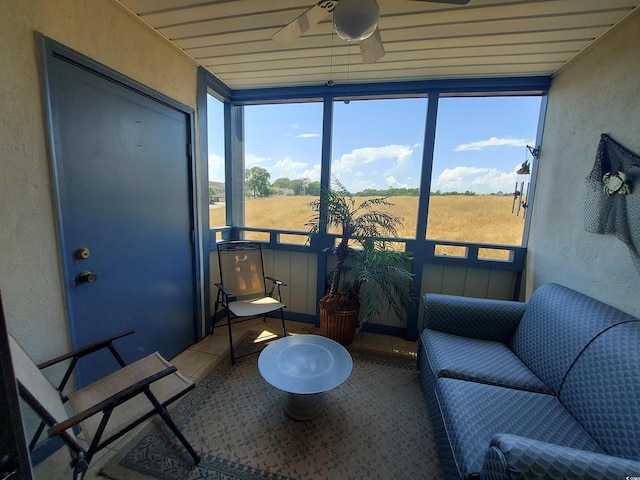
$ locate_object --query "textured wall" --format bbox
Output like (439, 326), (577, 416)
(527, 10), (640, 317)
(0, 0), (198, 362)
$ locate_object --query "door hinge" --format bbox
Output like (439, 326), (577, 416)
(187, 143), (192, 159)
(191, 230), (196, 243)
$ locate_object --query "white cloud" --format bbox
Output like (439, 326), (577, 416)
(274, 156), (308, 171)
(330, 144), (420, 192)
(455, 137), (532, 152)
(208, 153), (224, 182)
(333, 144), (414, 179)
(297, 133), (320, 138)
(270, 156), (322, 183)
(342, 177), (377, 193)
(246, 153), (269, 167)
(386, 176), (410, 188)
(431, 165), (524, 194)
(302, 163), (321, 182)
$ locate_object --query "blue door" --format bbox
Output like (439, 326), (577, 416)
(45, 46), (197, 386)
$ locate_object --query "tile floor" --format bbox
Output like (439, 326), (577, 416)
(32, 318), (417, 479)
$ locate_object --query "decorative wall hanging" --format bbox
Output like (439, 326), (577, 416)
(585, 133), (640, 271)
(512, 145), (536, 218)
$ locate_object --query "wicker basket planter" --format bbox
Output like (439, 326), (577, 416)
(319, 302), (359, 346)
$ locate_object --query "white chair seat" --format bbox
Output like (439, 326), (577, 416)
(229, 297), (285, 318)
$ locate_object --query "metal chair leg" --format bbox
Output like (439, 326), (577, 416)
(280, 308), (287, 337)
(226, 311), (235, 365)
(72, 453), (88, 480)
(146, 392), (201, 465)
(210, 290), (222, 335)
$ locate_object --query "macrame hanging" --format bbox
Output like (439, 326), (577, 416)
(585, 133), (640, 271)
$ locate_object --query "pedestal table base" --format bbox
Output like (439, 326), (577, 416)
(283, 392), (325, 420)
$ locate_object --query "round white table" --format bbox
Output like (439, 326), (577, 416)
(258, 334), (353, 420)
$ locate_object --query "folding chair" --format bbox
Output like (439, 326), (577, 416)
(8, 330), (200, 479)
(212, 241), (287, 364)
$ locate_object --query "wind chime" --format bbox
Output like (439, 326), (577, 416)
(512, 146), (537, 218)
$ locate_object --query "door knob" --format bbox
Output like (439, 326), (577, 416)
(76, 271), (98, 284)
(75, 247), (91, 259)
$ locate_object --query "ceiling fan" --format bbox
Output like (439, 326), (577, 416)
(272, 0), (470, 64)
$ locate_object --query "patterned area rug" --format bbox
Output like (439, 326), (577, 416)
(100, 333), (444, 480)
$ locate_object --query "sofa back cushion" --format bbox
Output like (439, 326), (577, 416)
(510, 283), (637, 394)
(559, 321), (640, 460)
(423, 294), (526, 343)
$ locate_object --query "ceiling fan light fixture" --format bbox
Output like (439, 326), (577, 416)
(333, 0), (380, 42)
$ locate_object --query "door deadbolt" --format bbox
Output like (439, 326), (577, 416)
(76, 271), (98, 284)
(75, 247), (91, 260)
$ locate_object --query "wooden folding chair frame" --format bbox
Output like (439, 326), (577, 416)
(9, 330), (200, 479)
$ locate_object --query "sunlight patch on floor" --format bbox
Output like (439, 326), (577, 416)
(253, 329), (278, 343)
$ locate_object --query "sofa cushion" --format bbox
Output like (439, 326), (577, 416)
(434, 378), (604, 479)
(559, 321), (640, 460)
(423, 294), (526, 342)
(421, 328), (551, 393)
(484, 434), (640, 480)
(510, 283), (637, 394)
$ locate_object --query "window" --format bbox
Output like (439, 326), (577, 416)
(428, 96), (541, 258)
(331, 97), (428, 240)
(243, 102), (323, 243)
(207, 93), (226, 227)
(211, 89), (542, 257)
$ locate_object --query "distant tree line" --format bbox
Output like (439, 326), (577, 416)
(244, 166), (513, 198)
(271, 176), (321, 196)
(246, 167), (321, 197)
(357, 187), (419, 196)
(432, 190), (513, 197)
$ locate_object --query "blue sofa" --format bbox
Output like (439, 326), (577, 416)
(418, 283), (640, 479)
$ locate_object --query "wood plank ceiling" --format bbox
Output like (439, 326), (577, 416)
(115, 0), (639, 90)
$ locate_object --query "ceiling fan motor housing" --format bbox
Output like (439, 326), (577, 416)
(334, 0), (380, 41)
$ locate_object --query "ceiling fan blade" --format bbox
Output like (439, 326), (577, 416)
(360, 27), (385, 64)
(411, 0), (470, 4)
(272, 2), (333, 45)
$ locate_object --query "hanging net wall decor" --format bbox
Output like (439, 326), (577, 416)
(585, 133), (640, 271)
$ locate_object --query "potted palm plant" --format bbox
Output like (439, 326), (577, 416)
(306, 181), (414, 345)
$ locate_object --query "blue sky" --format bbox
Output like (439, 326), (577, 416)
(208, 95), (541, 195)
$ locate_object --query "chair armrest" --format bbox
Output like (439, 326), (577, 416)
(483, 434), (640, 480)
(48, 365), (179, 437)
(214, 282), (232, 297)
(265, 276), (286, 300)
(37, 330), (135, 369)
(265, 276), (287, 287)
(423, 294), (526, 342)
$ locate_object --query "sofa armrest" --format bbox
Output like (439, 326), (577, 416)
(423, 294), (526, 342)
(482, 434), (640, 480)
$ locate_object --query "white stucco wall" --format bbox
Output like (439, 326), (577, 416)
(0, 0), (198, 362)
(527, 10), (640, 317)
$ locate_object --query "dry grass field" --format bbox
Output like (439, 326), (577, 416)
(210, 195), (525, 258)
